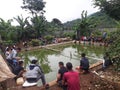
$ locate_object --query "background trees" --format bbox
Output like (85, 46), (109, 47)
(22, 0), (46, 16)
(93, 0), (120, 20)
(31, 15), (46, 38)
(93, 0), (120, 70)
(14, 15), (29, 41)
(21, 0), (46, 39)
(75, 11), (93, 39)
(0, 18), (16, 41)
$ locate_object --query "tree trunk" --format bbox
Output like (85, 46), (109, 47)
(77, 30), (80, 40)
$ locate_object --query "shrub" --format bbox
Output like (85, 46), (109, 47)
(30, 39), (40, 46)
(63, 32), (75, 39)
(106, 30), (120, 71)
(2, 40), (14, 46)
(44, 35), (54, 43)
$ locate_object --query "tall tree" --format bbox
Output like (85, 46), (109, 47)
(51, 18), (63, 26)
(21, 0), (46, 38)
(21, 0), (46, 16)
(93, 0), (120, 20)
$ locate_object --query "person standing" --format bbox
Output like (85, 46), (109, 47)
(57, 62), (67, 90)
(80, 53), (89, 74)
(63, 62), (80, 90)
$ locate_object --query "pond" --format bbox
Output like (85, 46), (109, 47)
(20, 44), (105, 83)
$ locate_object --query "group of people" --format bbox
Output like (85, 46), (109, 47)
(5, 46), (22, 74)
(56, 52), (112, 90)
(5, 45), (111, 90)
(5, 46), (47, 86)
(5, 45), (90, 90)
(56, 53), (90, 90)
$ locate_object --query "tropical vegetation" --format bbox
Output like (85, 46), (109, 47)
(93, 0), (120, 70)
(0, 1), (120, 72)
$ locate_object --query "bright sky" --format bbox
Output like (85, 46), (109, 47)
(0, 0), (99, 24)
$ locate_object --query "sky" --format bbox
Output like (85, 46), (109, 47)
(0, 0), (99, 24)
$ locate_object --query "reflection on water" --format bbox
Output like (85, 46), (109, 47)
(20, 44), (104, 82)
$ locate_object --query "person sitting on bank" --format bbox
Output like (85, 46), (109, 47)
(25, 59), (46, 86)
(80, 53), (89, 74)
(57, 62), (68, 90)
(63, 62), (80, 90)
(5, 47), (13, 65)
(11, 47), (21, 67)
(11, 47), (21, 60)
(103, 52), (112, 70)
(13, 60), (25, 79)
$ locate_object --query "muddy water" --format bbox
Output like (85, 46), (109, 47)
(20, 44), (104, 84)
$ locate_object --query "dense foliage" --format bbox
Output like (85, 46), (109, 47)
(93, 0), (120, 70)
(93, 0), (120, 20)
(64, 11), (117, 29)
(30, 39), (40, 46)
(0, 11), (118, 46)
(44, 35), (54, 44)
(22, 0), (45, 15)
(106, 30), (120, 70)
(31, 15), (46, 38)
(75, 11), (90, 39)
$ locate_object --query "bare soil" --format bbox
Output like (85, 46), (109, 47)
(97, 66), (120, 85)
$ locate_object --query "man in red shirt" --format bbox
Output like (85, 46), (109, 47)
(63, 62), (80, 90)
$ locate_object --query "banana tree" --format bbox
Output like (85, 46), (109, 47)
(31, 15), (46, 38)
(0, 18), (14, 40)
(14, 15), (29, 41)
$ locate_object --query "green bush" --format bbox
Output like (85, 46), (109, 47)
(63, 32), (75, 39)
(44, 35), (54, 43)
(2, 40), (14, 46)
(106, 30), (120, 71)
(30, 39), (40, 46)
(0, 40), (2, 44)
(93, 30), (102, 37)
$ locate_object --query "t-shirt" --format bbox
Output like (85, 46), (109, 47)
(80, 57), (89, 70)
(11, 49), (17, 59)
(5, 51), (12, 60)
(58, 66), (67, 81)
(103, 56), (111, 67)
(63, 71), (80, 90)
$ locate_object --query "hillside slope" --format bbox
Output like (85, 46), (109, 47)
(64, 12), (118, 28)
